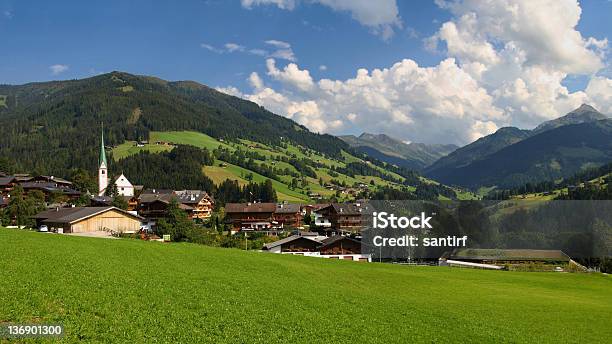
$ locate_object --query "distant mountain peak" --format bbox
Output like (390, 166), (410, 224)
(340, 132), (458, 170)
(533, 104), (607, 134)
(572, 103), (599, 114)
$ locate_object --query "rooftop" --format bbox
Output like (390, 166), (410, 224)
(225, 203), (277, 213)
(34, 206), (143, 224)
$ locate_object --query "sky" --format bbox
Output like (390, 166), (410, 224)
(1, 0), (611, 145)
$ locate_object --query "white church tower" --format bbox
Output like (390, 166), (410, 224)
(98, 128), (108, 196)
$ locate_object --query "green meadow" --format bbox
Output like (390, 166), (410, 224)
(1, 228), (610, 343)
(113, 131), (417, 202)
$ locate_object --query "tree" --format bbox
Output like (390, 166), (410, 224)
(6, 186), (45, 228)
(107, 182), (118, 197)
(0, 157), (13, 174)
(111, 195), (128, 210)
(302, 213), (312, 226)
(156, 198), (195, 241)
(70, 169), (97, 193)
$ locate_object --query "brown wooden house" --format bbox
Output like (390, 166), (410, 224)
(0, 176), (16, 196)
(225, 202), (277, 231)
(319, 236), (363, 256)
(314, 203), (364, 232)
(273, 203), (302, 229)
(175, 190), (214, 220)
(137, 190), (193, 220)
(262, 235), (321, 253)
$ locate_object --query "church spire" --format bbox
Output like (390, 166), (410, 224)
(99, 124), (107, 167)
(98, 123), (108, 196)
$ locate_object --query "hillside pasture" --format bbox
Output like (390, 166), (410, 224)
(0, 228), (610, 343)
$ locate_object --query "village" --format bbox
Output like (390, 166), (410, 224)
(0, 131), (379, 262)
(0, 131), (584, 271)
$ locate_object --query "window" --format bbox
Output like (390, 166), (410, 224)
(101, 170), (105, 175)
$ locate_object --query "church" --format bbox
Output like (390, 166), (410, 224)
(98, 129), (134, 197)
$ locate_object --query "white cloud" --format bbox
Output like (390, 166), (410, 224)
(216, 86), (244, 97)
(265, 40), (296, 61)
(201, 43), (224, 53)
(241, 0), (296, 10)
(431, 0), (604, 74)
(249, 48), (268, 56)
(314, 0), (402, 40)
(224, 43), (245, 53)
(585, 76), (612, 114)
(202, 40), (296, 61)
(248, 72), (265, 90)
(49, 64), (69, 76)
(234, 58), (504, 143)
(319, 65), (327, 71)
(265, 40), (291, 49)
(3, 10), (13, 19)
(242, 0), (402, 40)
(221, 0), (610, 145)
(266, 58), (314, 91)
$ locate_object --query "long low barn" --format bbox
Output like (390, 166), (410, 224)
(34, 207), (143, 234)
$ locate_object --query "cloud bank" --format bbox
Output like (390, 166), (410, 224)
(223, 0), (611, 145)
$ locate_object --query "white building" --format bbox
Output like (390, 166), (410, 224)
(114, 173), (134, 197)
(98, 129), (134, 197)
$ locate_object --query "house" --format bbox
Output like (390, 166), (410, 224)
(314, 203), (364, 232)
(33, 206), (144, 234)
(273, 203), (302, 228)
(19, 181), (81, 200)
(137, 189), (193, 221)
(175, 190), (214, 219)
(225, 202), (277, 232)
(224, 202), (305, 232)
(0, 176), (16, 195)
(30, 175), (73, 187)
(114, 173), (134, 197)
(262, 234), (372, 262)
(90, 195), (113, 206)
(439, 248), (575, 271)
(318, 236), (369, 261)
(262, 235), (321, 254)
(13, 174), (33, 183)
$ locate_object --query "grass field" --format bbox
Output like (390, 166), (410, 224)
(1, 228), (610, 343)
(150, 131), (233, 151)
(111, 141), (174, 161)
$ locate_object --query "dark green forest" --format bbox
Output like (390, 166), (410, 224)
(0, 72), (346, 177)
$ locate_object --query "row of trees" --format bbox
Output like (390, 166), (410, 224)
(0, 186), (46, 227)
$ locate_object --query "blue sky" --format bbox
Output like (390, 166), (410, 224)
(0, 0), (446, 86)
(1, 0), (611, 144)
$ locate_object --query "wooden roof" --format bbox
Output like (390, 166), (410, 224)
(225, 203), (277, 213)
(34, 206), (144, 224)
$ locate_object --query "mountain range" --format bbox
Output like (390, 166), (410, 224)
(0, 72), (466, 202)
(339, 133), (458, 170)
(0, 71), (345, 175)
(1, 71), (610, 195)
(424, 104), (612, 189)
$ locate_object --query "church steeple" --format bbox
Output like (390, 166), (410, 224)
(99, 126), (107, 167)
(98, 124), (108, 196)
